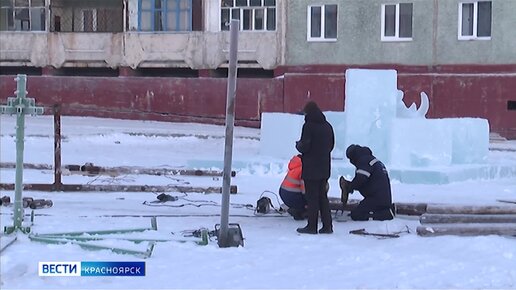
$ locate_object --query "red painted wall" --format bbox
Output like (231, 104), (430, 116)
(1, 65), (515, 138)
(0, 76), (283, 127)
(283, 74), (345, 113)
(398, 74), (516, 139)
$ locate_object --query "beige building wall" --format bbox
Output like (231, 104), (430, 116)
(0, 0), (284, 69)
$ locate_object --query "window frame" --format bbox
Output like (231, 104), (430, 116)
(137, 0), (192, 32)
(220, 0), (276, 32)
(458, 1), (492, 40)
(380, 3), (413, 42)
(81, 9), (97, 32)
(306, 4), (338, 42)
(0, 0), (46, 31)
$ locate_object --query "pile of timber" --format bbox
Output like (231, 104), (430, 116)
(416, 204), (516, 237)
(329, 197), (516, 237)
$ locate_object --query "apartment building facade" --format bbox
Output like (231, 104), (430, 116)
(0, 0), (515, 137)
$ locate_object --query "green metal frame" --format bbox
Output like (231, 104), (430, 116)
(27, 217), (210, 258)
(29, 217), (160, 258)
(29, 235), (156, 259)
(0, 75), (210, 256)
(1, 74), (44, 234)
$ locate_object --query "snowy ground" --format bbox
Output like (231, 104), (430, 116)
(1, 115), (515, 289)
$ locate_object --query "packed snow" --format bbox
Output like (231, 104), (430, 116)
(1, 115), (515, 289)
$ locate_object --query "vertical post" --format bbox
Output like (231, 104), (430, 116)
(2, 75), (44, 234)
(13, 75), (27, 230)
(53, 104), (62, 190)
(218, 20), (239, 248)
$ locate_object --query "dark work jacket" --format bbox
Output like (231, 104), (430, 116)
(296, 109), (335, 180)
(348, 146), (392, 207)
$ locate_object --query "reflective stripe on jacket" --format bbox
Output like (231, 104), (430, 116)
(280, 155), (305, 193)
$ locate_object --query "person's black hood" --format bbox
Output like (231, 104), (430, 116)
(303, 101), (326, 123)
(346, 144), (373, 165)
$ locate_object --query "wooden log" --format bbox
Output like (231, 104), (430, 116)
(0, 162), (52, 170)
(426, 204), (516, 215)
(395, 203), (427, 216)
(0, 162), (236, 177)
(67, 164), (236, 177)
(328, 197), (427, 216)
(0, 183), (238, 194)
(420, 214), (516, 224)
(329, 198), (359, 212)
(417, 224), (516, 237)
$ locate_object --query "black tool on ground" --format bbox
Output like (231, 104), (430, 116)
(185, 228), (217, 238)
(254, 191), (287, 215)
(1, 196), (10, 206)
(156, 193), (179, 202)
(29, 199), (53, 209)
(256, 196), (272, 214)
(349, 226), (410, 239)
(214, 223), (244, 247)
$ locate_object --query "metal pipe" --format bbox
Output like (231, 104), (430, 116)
(29, 235), (155, 258)
(218, 19), (239, 248)
(13, 75), (27, 230)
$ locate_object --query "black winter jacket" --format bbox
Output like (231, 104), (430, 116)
(296, 104), (335, 180)
(347, 145), (392, 207)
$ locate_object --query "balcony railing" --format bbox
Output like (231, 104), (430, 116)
(49, 0), (123, 32)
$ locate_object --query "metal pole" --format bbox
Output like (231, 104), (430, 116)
(13, 75), (27, 229)
(218, 20), (239, 248)
(53, 105), (62, 190)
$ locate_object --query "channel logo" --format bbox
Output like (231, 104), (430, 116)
(38, 261), (145, 277)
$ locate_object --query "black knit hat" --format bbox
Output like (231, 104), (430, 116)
(303, 101), (320, 115)
(346, 144), (359, 160)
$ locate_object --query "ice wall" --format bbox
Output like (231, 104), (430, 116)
(259, 113), (303, 159)
(259, 69), (492, 183)
(344, 69), (397, 163)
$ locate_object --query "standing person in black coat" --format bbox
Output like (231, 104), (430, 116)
(340, 144), (395, 221)
(295, 101), (335, 234)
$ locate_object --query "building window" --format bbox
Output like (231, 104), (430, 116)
(381, 3), (413, 41)
(307, 4), (337, 42)
(221, 0), (276, 31)
(82, 9), (97, 32)
(49, 1), (123, 33)
(138, 0), (192, 31)
(458, 1), (491, 40)
(0, 0), (45, 31)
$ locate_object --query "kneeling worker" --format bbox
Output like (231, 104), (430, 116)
(340, 144), (395, 221)
(279, 155), (307, 220)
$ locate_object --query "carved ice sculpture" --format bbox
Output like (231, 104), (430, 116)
(260, 69), (489, 176)
(396, 91), (429, 118)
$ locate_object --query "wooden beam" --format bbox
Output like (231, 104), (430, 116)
(396, 203), (428, 216)
(0, 162), (236, 177)
(417, 224), (516, 237)
(66, 164), (237, 177)
(426, 204), (516, 215)
(328, 197), (427, 216)
(0, 162), (52, 170)
(0, 183), (238, 194)
(420, 214), (516, 224)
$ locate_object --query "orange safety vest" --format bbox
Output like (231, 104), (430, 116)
(280, 155), (305, 193)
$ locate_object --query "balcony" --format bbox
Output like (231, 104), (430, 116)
(0, 0), (281, 70)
